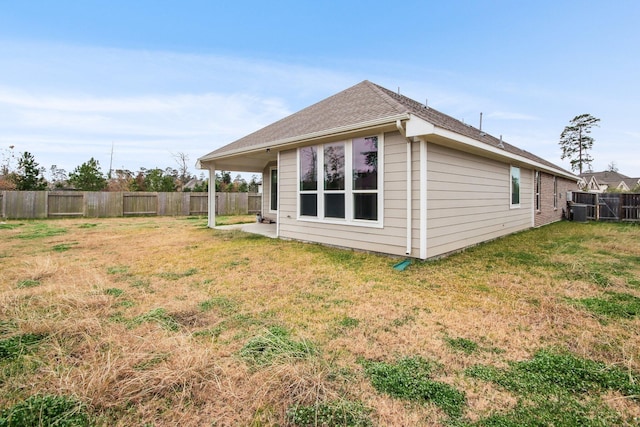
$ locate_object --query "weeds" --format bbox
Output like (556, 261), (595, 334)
(0, 394), (90, 427)
(129, 308), (180, 332)
(239, 326), (316, 367)
(15, 280), (40, 289)
(15, 223), (67, 240)
(361, 356), (466, 418)
(286, 400), (373, 427)
(444, 337), (479, 355)
(572, 292), (640, 319)
(158, 268), (198, 280)
(198, 296), (238, 314)
(464, 349), (639, 426)
(0, 334), (46, 360)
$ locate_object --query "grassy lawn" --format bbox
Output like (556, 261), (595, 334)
(0, 217), (638, 426)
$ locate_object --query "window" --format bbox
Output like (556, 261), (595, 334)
(324, 142), (345, 218)
(298, 135), (382, 225)
(510, 166), (520, 207)
(269, 168), (278, 212)
(535, 171), (541, 211)
(553, 176), (558, 209)
(353, 136), (378, 220)
(299, 146), (318, 217)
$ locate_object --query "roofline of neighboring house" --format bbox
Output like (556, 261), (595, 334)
(198, 112), (578, 182)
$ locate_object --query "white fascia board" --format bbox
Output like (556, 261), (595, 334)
(198, 114), (409, 164)
(405, 114), (435, 137)
(405, 114), (577, 181)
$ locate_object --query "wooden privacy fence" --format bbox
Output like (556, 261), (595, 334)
(570, 191), (640, 222)
(0, 191), (262, 219)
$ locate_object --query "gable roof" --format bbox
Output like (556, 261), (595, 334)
(198, 80), (574, 178)
(580, 171), (640, 190)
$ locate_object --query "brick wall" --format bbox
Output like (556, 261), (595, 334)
(534, 172), (577, 227)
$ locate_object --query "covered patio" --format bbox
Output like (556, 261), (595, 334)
(214, 221), (277, 238)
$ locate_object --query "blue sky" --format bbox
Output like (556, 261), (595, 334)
(1, 0), (639, 179)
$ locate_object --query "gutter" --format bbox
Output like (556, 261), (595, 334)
(197, 113), (410, 167)
(396, 119), (413, 256)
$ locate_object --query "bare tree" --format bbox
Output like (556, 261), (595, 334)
(172, 152), (192, 191)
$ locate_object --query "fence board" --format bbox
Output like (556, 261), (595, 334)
(48, 192), (84, 217)
(123, 193), (158, 216)
(570, 191), (640, 222)
(189, 193), (208, 215)
(0, 191), (259, 219)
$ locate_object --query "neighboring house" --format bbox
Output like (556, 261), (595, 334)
(198, 80), (578, 259)
(579, 171), (640, 193)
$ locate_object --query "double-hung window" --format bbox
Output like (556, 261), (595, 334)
(298, 135), (382, 226)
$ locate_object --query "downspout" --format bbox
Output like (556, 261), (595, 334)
(396, 120), (412, 256)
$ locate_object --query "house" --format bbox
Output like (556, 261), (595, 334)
(579, 171), (640, 193)
(198, 80), (578, 259)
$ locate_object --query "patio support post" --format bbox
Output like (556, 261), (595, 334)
(207, 163), (216, 228)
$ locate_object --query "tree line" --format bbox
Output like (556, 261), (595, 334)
(0, 150), (259, 193)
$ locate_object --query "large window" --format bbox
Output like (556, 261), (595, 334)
(510, 166), (520, 208)
(298, 135), (381, 225)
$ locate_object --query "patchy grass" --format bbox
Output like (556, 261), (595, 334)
(215, 214), (257, 226)
(0, 218), (639, 425)
(0, 394), (90, 427)
(361, 356), (466, 418)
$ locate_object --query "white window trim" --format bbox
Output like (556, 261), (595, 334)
(296, 134), (384, 228)
(535, 170), (541, 212)
(510, 165), (521, 209)
(553, 176), (558, 210)
(269, 166), (278, 214)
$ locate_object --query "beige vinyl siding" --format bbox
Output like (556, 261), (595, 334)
(278, 131), (416, 256)
(426, 143), (532, 258)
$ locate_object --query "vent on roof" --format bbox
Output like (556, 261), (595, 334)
(497, 135), (505, 149)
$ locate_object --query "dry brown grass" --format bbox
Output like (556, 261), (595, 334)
(1, 218), (639, 425)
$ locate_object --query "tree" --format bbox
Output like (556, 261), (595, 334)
(606, 161), (618, 173)
(172, 152), (193, 191)
(559, 114), (600, 174)
(68, 158), (107, 191)
(13, 151), (47, 190)
(49, 165), (68, 189)
(144, 168), (176, 192)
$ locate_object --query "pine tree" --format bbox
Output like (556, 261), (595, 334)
(559, 114), (600, 174)
(14, 152), (47, 190)
(68, 158), (107, 191)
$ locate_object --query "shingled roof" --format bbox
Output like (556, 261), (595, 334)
(199, 80), (573, 177)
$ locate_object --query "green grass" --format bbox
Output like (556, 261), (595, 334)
(15, 280), (40, 289)
(15, 223), (67, 240)
(239, 326), (316, 368)
(361, 356), (466, 418)
(198, 296), (238, 314)
(464, 349), (639, 426)
(128, 308), (180, 332)
(0, 394), (90, 427)
(444, 337), (479, 355)
(0, 334), (47, 361)
(157, 268), (198, 280)
(572, 292), (640, 319)
(286, 400), (373, 427)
